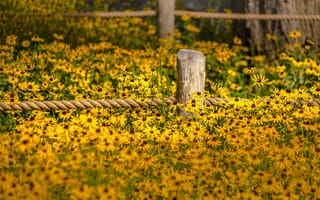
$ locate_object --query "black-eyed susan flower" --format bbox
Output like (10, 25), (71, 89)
(265, 33), (272, 40)
(31, 35), (44, 42)
(289, 30), (301, 39)
(185, 24), (200, 33)
(293, 88), (310, 99)
(18, 81), (40, 92)
(70, 185), (93, 200)
(7, 76), (19, 84)
(243, 66), (257, 75)
(53, 33), (64, 40)
(21, 40), (30, 48)
(251, 74), (269, 88)
(181, 14), (191, 21)
(5, 35), (17, 46)
(233, 36), (242, 45)
(78, 113), (98, 129)
(309, 84), (320, 96)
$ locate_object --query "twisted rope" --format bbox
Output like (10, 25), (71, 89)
(3, 10), (320, 20)
(1, 97), (319, 111)
(60, 10), (156, 18)
(174, 10), (320, 21)
(0, 97), (175, 111)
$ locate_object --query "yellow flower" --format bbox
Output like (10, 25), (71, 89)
(233, 36), (242, 45)
(6, 35), (18, 46)
(53, 33), (64, 40)
(185, 24), (200, 33)
(251, 74), (269, 88)
(234, 60), (248, 68)
(7, 76), (19, 84)
(181, 14), (191, 21)
(309, 84), (320, 96)
(18, 81), (40, 92)
(271, 35), (278, 41)
(206, 134), (221, 147)
(78, 113), (98, 129)
(243, 66), (257, 75)
(265, 33), (278, 41)
(293, 88), (311, 99)
(210, 82), (230, 97)
(21, 40), (30, 47)
(95, 186), (119, 200)
(289, 30), (301, 39)
(229, 82), (242, 91)
(71, 185), (93, 200)
(4, 91), (19, 104)
(279, 52), (287, 60)
(265, 33), (272, 40)
(252, 55), (265, 63)
(31, 35), (44, 42)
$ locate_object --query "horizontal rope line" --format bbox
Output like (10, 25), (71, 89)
(3, 10), (320, 20)
(61, 10), (156, 17)
(175, 10), (320, 20)
(1, 97), (319, 111)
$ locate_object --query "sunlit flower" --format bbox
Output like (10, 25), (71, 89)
(185, 24), (200, 33)
(252, 55), (265, 63)
(309, 84), (320, 96)
(53, 33), (64, 40)
(7, 76), (19, 84)
(6, 35), (17, 46)
(18, 81), (40, 92)
(289, 30), (301, 39)
(31, 35), (44, 42)
(243, 66), (257, 74)
(251, 74), (269, 88)
(233, 36), (242, 45)
(78, 113), (98, 129)
(181, 14), (191, 21)
(21, 40), (30, 47)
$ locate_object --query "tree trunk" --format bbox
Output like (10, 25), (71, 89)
(245, 0), (320, 56)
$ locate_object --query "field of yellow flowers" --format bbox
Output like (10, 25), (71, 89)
(1, 2), (320, 199)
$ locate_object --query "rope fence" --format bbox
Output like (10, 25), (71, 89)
(4, 10), (320, 21)
(1, 49), (320, 113)
(1, 97), (320, 112)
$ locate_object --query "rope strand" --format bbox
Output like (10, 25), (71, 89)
(3, 10), (320, 20)
(1, 97), (319, 111)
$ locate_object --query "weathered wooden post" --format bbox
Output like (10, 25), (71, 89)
(176, 49), (206, 116)
(157, 0), (175, 39)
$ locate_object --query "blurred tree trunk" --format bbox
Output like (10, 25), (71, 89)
(245, 0), (320, 56)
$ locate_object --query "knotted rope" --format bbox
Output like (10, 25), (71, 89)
(1, 97), (319, 111)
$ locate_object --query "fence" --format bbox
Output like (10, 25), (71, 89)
(5, 8), (320, 40)
(1, 49), (320, 115)
(2, 7), (320, 114)
(8, 10), (320, 20)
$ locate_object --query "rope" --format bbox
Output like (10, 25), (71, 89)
(3, 10), (320, 20)
(60, 10), (156, 17)
(1, 97), (319, 111)
(0, 97), (175, 111)
(174, 10), (320, 21)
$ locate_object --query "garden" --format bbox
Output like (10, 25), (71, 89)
(0, 1), (320, 199)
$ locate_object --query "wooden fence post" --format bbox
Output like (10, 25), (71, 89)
(157, 0), (175, 39)
(176, 49), (206, 116)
